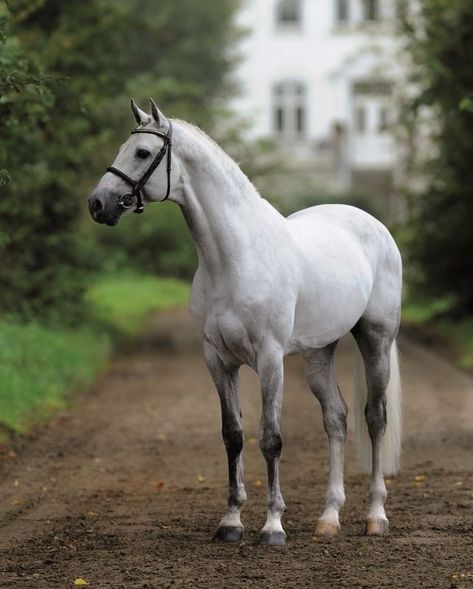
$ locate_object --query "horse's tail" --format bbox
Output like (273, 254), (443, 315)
(353, 339), (402, 475)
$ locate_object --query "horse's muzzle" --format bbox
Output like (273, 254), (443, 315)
(88, 195), (121, 226)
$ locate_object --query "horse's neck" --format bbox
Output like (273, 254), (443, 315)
(174, 124), (281, 276)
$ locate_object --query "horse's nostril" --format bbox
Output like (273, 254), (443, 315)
(92, 198), (103, 214)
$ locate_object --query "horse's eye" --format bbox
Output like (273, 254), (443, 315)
(137, 149), (150, 159)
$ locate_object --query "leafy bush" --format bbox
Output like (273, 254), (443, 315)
(401, 0), (473, 316)
(93, 203), (197, 280)
(0, 0), (239, 322)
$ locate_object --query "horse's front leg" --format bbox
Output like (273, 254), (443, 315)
(204, 342), (246, 542)
(258, 348), (286, 545)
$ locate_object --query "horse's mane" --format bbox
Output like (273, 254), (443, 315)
(173, 119), (261, 200)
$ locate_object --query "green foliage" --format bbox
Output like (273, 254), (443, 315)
(0, 320), (110, 435)
(402, 293), (456, 324)
(93, 203), (197, 280)
(0, 0), (240, 322)
(86, 273), (190, 336)
(402, 291), (473, 369)
(401, 0), (473, 316)
(0, 274), (190, 435)
(0, 3), (87, 321)
(438, 319), (473, 369)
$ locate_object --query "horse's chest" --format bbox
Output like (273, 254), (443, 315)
(189, 270), (295, 364)
(203, 309), (257, 366)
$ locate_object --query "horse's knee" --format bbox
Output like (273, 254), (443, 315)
(222, 425), (243, 459)
(259, 427), (282, 460)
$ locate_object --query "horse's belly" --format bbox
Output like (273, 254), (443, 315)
(287, 263), (372, 353)
(288, 301), (364, 353)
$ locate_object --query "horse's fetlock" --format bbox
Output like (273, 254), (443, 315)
(369, 482), (387, 503)
(229, 486), (247, 508)
(269, 495), (286, 514)
(237, 488), (247, 506)
(327, 488), (345, 509)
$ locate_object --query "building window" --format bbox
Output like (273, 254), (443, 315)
(356, 107), (366, 134)
(363, 0), (379, 21)
(296, 106), (305, 133)
(378, 107), (389, 132)
(273, 81), (307, 139)
(275, 107), (285, 133)
(353, 80), (392, 96)
(276, 0), (302, 28)
(353, 79), (392, 136)
(336, 0), (350, 23)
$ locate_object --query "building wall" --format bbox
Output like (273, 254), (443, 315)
(232, 0), (403, 192)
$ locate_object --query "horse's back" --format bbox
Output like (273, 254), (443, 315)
(288, 204), (401, 278)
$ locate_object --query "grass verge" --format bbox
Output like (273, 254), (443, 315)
(0, 274), (190, 437)
(0, 322), (110, 435)
(402, 296), (473, 370)
(85, 274), (190, 337)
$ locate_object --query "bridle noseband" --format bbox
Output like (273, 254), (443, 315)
(106, 120), (173, 214)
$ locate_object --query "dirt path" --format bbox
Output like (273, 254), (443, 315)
(0, 310), (472, 589)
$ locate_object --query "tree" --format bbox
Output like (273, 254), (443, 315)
(401, 0), (473, 315)
(0, 0), (240, 320)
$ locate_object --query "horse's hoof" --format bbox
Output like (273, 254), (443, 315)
(259, 530), (287, 546)
(212, 525), (244, 543)
(365, 518), (389, 536)
(315, 520), (340, 537)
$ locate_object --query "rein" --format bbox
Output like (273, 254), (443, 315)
(106, 120), (173, 214)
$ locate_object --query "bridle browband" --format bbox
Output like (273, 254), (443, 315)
(106, 120), (173, 214)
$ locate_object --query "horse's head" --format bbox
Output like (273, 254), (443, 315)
(89, 98), (174, 226)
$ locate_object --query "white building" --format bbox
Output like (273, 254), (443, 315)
(232, 0), (403, 199)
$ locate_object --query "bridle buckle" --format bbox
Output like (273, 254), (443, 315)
(119, 193), (136, 210)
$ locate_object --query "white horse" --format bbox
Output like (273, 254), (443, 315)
(90, 99), (402, 545)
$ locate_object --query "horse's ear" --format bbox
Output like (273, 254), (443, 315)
(149, 97), (166, 126)
(130, 98), (149, 126)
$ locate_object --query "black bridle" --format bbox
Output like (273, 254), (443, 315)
(106, 120), (173, 214)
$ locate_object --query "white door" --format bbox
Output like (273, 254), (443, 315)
(351, 81), (394, 169)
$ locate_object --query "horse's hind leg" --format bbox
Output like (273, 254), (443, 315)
(204, 343), (246, 542)
(352, 321), (395, 536)
(304, 342), (347, 536)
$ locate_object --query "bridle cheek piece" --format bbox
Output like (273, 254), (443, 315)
(106, 120), (173, 214)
